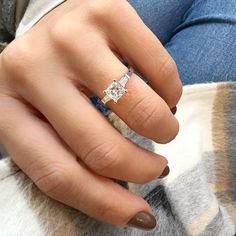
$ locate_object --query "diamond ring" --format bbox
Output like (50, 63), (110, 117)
(101, 68), (134, 104)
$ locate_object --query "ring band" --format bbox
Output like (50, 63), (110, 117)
(101, 68), (134, 104)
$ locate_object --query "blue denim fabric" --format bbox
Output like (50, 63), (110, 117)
(90, 96), (110, 116)
(129, 0), (236, 85)
(92, 0), (236, 114)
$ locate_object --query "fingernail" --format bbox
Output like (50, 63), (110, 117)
(171, 106), (177, 115)
(128, 211), (156, 230)
(159, 166), (170, 179)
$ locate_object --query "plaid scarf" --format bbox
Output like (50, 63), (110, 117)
(0, 82), (235, 235)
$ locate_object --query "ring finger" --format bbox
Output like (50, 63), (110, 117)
(70, 45), (179, 144)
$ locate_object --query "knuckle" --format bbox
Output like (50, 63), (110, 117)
(50, 18), (91, 53)
(82, 141), (120, 173)
(50, 18), (72, 47)
(86, 0), (126, 22)
(34, 165), (70, 197)
(1, 38), (34, 86)
(87, 0), (112, 15)
(127, 94), (163, 132)
(2, 39), (32, 73)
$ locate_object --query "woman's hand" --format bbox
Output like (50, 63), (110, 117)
(0, 0), (182, 230)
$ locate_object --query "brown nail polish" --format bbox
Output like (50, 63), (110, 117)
(171, 106), (177, 115)
(128, 211), (156, 230)
(159, 166), (170, 179)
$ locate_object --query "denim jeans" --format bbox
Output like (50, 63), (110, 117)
(128, 0), (236, 85)
(92, 0), (236, 114)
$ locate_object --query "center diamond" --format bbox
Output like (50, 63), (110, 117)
(104, 80), (126, 103)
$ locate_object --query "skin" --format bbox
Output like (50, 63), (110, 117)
(0, 0), (182, 227)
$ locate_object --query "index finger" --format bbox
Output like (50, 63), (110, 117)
(0, 96), (156, 229)
(18, 75), (168, 183)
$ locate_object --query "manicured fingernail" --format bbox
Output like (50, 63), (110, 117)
(171, 106), (177, 115)
(159, 166), (170, 179)
(128, 211), (156, 230)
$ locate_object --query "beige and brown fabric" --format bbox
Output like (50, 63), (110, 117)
(0, 82), (235, 235)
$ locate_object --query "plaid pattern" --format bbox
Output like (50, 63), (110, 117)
(0, 82), (235, 235)
(211, 83), (236, 227)
(0, 2), (236, 234)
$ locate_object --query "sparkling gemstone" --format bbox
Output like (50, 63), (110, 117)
(104, 80), (126, 103)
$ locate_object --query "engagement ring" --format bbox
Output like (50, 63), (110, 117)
(101, 68), (134, 104)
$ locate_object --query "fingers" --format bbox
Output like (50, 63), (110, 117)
(0, 96), (156, 228)
(11, 73), (168, 183)
(107, 2), (182, 109)
(3, 2), (180, 145)
(43, 8), (179, 143)
(63, 43), (179, 144)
